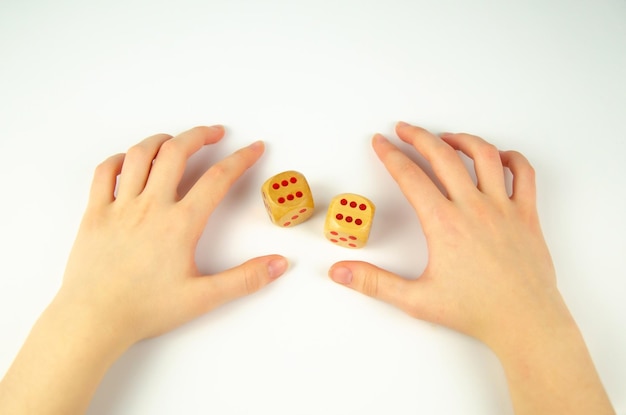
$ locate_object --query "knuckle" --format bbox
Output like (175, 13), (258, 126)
(508, 149), (523, 158)
(509, 151), (536, 176)
(396, 159), (415, 175)
(94, 159), (112, 176)
(125, 143), (152, 161)
(220, 148), (252, 175)
(407, 125), (430, 139)
(207, 161), (229, 180)
(157, 139), (183, 159)
(242, 267), (262, 295)
(458, 132), (483, 142)
(478, 143), (500, 161)
(94, 154), (122, 176)
(392, 156), (420, 179)
(521, 160), (536, 179)
(232, 147), (252, 166)
(431, 143), (458, 162)
(359, 269), (380, 298)
(506, 150), (525, 164)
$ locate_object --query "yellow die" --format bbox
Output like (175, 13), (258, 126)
(261, 170), (314, 227)
(324, 193), (375, 248)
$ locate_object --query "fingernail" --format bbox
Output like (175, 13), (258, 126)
(330, 266), (353, 285)
(209, 124), (224, 130)
(372, 133), (388, 144)
(248, 140), (264, 150)
(396, 121), (410, 128)
(268, 257), (288, 279)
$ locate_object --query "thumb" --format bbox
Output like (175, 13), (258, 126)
(328, 261), (420, 316)
(190, 255), (289, 313)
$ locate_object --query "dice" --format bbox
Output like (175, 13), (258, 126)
(324, 193), (375, 248)
(261, 170), (315, 227)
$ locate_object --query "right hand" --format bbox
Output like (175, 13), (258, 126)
(329, 121), (567, 350)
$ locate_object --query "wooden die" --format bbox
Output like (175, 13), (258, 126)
(324, 193), (375, 248)
(261, 170), (314, 227)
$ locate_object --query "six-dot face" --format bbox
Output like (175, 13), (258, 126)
(324, 193), (375, 248)
(262, 173), (376, 246)
(261, 170), (314, 227)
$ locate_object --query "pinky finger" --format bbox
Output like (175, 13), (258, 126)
(88, 153), (125, 207)
(500, 150), (536, 205)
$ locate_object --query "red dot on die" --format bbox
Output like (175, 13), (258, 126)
(299, 208), (307, 213)
(287, 194), (294, 201)
(278, 197), (285, 204)
(349, 236), (357, 240)
(346, 216), (353, 223)
(296, 191), (303, 198)
(272, 183), (280, 190)
(340, 199), (348, 205)
(290, 177), (297, 183)
(340, 237), (347, 241)
(330, 239), (338, 243)
(281, 180), (288, 187)
(291, 215), (299, 220)
(359, 204), (367, 210)
(350, 201), (357, 208)
(283, 222), (291, 226)
(336, 213), (343, 220)
(330, 231), (338, 235)
(349, 243), (357, 248)
(355, 219), (362, 225)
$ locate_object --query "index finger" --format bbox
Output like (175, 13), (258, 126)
(372, 133), (448, 218)
(181, 140), (265, 223)
(395, 122), (476, 201)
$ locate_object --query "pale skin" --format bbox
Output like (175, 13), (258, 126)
(0, 122), (615, 414)
(330, 122), (615, 414)
(0, 126), (289, 414)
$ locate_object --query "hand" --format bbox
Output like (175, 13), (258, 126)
(60, 125), (288, 345)
(328, 122), (615, 414)
(329, 121), (562, 349)
(0, 126), (290, 415)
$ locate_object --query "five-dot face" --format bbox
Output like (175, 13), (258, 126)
(261, 170), (314, 227)
(324, 193), (375, 248)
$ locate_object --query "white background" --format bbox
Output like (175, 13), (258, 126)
(1, 0), (625, 414)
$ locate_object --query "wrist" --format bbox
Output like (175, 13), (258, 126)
(481, 290), (576, 357)
(48, 289), (136, 359)
(0, 291), (133, 415)
(485, 298), (615, 414)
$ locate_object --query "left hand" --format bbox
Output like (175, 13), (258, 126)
(59, 125), (288, 346)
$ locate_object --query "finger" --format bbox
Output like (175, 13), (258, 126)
(439, 132), (507, 197)
(181, 140), (265, 223)
(88, 153), (125, 208)
(372, 133), (448, 218)
(329, 261), (425, 318)
(395, 122), (476, 201)
(145, 125), (225, 198)
(115, 133), (173, 200)
(187, 255), (288, 313)
(500, 150), (536, 206)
